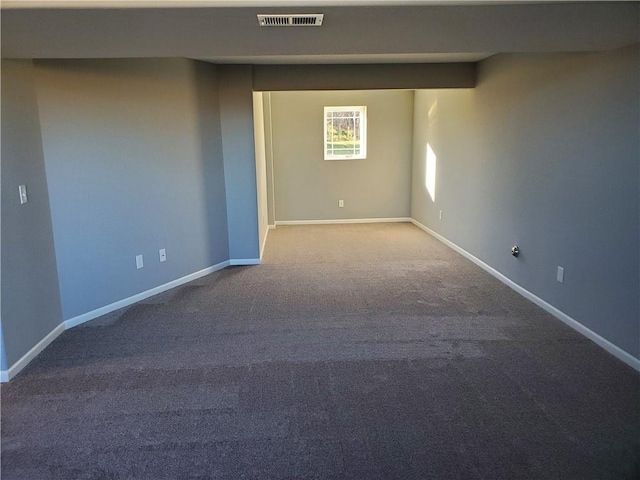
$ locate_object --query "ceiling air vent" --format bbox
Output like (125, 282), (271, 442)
(257, 14), (324, 27)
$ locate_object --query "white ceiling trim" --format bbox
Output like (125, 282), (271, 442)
(0, 0), (569, 9)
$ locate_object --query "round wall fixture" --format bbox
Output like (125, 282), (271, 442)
(511, 246), (520, 257)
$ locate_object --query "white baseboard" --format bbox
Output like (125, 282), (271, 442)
(2, 259), (255, 382)
(268, 225), (276, 230)
(410, 219), (640, 372)
(64, 260), (231, 330)
(0, 323), (65, 382)
(5, 222), (637, 381)
(260, 228), (269, 260)
(229, 258), (261, 266)
(275, 217), (412, 226)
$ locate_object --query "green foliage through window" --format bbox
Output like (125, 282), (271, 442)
(324, 106), (367, 160)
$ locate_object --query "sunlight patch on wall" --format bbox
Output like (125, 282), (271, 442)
(428, 100), (438, 126)
(426, 143), (437, 202)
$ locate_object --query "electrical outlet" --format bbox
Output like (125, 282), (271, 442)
(136, 255), (144, 269)
(439, 210), (443, 220)
(557, 266), (564, 283)
(159, 249), (167, 262)
(339, 200), (344, 208)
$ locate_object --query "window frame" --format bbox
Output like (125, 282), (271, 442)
(323, 106), (367, 161)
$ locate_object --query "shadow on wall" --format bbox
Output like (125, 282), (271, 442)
(193, 61), (230, 264)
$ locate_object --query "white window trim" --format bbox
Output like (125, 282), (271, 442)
(324, 106), (367, 161)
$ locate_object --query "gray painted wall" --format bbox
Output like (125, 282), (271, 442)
(1, 60), (63, 366)
(0, 329), (7, 372)
(35, 58), (230, 320)
(193, 61), (230, 265)
(412, 44), (640, 358)
(218, 65), (260, 260)
(271, 90), (414, 222)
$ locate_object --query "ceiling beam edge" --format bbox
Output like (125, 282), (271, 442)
(252, 63), (477, 91)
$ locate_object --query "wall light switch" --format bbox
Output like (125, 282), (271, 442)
(19, 185), (28, 205)
(136, 255), (144, 269)
(339, 200), (344, 208)
(557, 266), (564, 283)
(159, 249), (167, 262)
(439, 210), (443, 220)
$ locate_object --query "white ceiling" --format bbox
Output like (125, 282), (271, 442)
(2, 2), (638, 64)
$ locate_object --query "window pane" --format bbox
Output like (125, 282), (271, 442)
(346, 118), (354, 143)
(324, 107), (365, 159)
(333, 149), (353, 156)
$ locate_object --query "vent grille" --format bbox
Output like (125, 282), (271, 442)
(257, 14), (324, 27)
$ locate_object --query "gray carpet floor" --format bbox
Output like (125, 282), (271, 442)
(2, 223), (639, 479)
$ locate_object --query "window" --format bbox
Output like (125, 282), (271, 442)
(324, 106), (367, 160)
